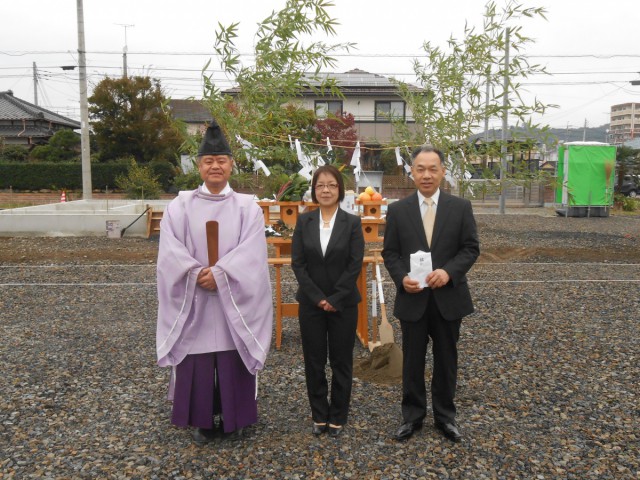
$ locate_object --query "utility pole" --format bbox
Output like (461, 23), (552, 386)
(483, 67), (491, 172)
(76, 0), (92, 199)
(116, 23), (134, 78)
(582, 119), (587, 141)
(483, 67), (491, 142)
(499, 28), (510, 215)
(32, 62), (38, 106)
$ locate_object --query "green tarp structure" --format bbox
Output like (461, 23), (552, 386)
(556, 142), (617, 208)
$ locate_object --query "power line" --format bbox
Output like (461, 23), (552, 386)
(4, 71), (634, 88)
(6, 61), (637, 82)
(3, 49), (636, 127)
(3, 49), (640, 59)
(4, 66), (640, 77)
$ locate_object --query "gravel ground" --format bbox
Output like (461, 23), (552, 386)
(1, 213), (639, 479)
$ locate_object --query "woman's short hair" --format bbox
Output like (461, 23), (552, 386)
(310, 165), (345, 203)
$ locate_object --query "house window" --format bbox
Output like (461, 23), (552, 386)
(375, 101), (405, 122)
(315, 101), (343, 118)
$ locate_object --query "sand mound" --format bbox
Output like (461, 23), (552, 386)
(354, 342), (403, 385)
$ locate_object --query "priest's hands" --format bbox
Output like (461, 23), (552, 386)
(317, 299), (336, 312)
(197, 267), (217, 291)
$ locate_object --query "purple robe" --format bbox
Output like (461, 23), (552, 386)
(156, 188), (273, 379)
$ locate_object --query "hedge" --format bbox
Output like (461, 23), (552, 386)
(0, 161), (175, 191)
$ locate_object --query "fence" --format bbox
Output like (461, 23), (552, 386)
(380, 175), (549, 207)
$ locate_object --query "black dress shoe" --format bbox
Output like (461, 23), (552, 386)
(312, 423), (327, 436)
(221, 428), (244, 441)
(328, 425), (343, 437)
(192, 427), (217, 445)
(435, 422), (462, 443)
(394, 421), (423, 441)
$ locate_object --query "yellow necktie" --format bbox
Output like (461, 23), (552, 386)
(423, 198), (435, 246)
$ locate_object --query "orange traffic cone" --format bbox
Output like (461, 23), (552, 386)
(60, 191), (66, 202)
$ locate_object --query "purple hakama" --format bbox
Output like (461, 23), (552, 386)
(171, 351), (257, 432)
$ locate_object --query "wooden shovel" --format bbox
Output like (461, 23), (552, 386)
(373, 250), (394, 345)
(368, 277), (381, 351)
(206, 220), (219, 267)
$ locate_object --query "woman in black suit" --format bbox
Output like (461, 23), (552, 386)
(291, 165), (365, 437)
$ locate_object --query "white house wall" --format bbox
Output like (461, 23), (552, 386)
(299, 97), (416, 144)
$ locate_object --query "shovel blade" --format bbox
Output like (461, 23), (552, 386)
(379, 319), (394, 344)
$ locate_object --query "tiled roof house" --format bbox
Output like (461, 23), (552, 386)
(223, 69), (423, 169)
(0, 90), (80, 147)
(167, 99), (212, 136)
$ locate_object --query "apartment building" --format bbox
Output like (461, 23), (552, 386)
(609, 102), (640, 145)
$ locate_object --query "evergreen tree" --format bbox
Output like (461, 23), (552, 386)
(89, 76), (182, 164)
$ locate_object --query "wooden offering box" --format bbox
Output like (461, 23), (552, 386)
(360, 217), (385, 243)
(355, 199), (387, 218)
(276, 201), (302, 226)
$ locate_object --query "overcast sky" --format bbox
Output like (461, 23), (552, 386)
(2, 0), (639, 132)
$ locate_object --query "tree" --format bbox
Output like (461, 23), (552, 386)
(89, 76), (182, 164)
(202, 0), (353, 173)
(115, 157), (163, 199)
(616, 145), (640, 188)
(30, 129), (80, 162)
(315, 112), (358, 164)
(393, 1), (554, 178)
(0, 144), (29, 162)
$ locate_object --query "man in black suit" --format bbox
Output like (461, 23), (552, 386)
(382, 145), (479, 442)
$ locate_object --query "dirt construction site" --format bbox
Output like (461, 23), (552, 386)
(1, 212), (639, 479)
